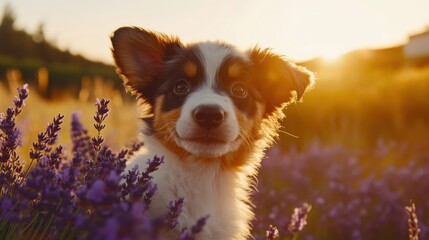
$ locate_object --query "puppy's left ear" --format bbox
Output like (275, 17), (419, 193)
(249, 48), (315, 114)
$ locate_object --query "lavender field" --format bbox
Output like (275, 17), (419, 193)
(250, 63), (429, 239)
(1, 2), (429, 239)
(253, 140), (428, 239)
(1, 60), (428, 239)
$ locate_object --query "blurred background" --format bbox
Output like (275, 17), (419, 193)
(1, 1), (429, 239)
(0, 0), (428, 149)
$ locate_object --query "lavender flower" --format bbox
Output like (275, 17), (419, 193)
(127, 141), (144, 157)
(0, 84), (28, 195)
(143, 182), (158, 208)
(120, 156), (163, 204)
(0, 84), (29, 162)
(121, 165), (140, 198)
(178, 215), (209, 240)
(120, 158), (159, 210)
(71, 111), (95, 161)
(29, 132), (48, 160)
(139, 155), (164, 186)
(3, 148), (73, 238)
(166, 197), (184, 229)
(25, 114), (64, 180)
(12, 84), (29, 116)
(47, 145), (64, 170)
(46, 114), (64, 146)
(0, 108), (20, 162)
(85, 179), (108, 203)
(265, 225), (279, 240)
(406, 201), (421, 240)
(92, 98), (110, 152)
(288, 203), (312, 234)
(94, 98), (110, 131)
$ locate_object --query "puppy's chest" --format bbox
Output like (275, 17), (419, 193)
(130, 140), (247, 238)
(125, 134), (255, 239)
(152, 159), (245, 239)
(151, 155), (239, 221)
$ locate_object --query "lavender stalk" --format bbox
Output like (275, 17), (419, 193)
(92, 98), (110, 156)
(265, 225), (279, 240)
(406, 201), (421, 240)
(288, 203), (312, 240)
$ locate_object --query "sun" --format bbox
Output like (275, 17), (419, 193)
(321, 52), (342, 61)
(319, 48), (347, 62)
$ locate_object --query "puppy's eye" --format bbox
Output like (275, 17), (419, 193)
(174, 80), (191, 95)
(231, 82), (248, 98)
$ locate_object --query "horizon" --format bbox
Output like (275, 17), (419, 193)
(1, 0), (429, 64)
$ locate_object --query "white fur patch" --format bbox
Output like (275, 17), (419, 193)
(196, 42), (246, 88)
(175, 88), (241, 157)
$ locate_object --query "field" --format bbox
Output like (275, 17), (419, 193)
(0, 80), (140, 154)
(1, 58), (429, 239)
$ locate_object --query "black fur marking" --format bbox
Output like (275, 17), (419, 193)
(157, 47), (205, 112)
(134, 42), (183, 106)
(142, 117), (155, 135)
(216, 57), (260, 117)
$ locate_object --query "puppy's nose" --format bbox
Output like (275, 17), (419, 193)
(193, 105), (226, 129)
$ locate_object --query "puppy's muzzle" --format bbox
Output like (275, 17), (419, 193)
(193, 105), (226, 129)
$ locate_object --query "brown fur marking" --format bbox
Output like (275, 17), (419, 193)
(183, 61), (197, 78)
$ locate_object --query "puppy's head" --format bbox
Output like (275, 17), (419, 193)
(111, 27), (314, 163)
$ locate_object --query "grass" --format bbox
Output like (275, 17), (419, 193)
(279, 64), (429, 152)
(0, 82), (139, 160)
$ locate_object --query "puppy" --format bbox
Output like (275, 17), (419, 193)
(111, 27), (314, 239)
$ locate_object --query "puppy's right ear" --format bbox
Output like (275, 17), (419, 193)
(111, 27), (182, 102)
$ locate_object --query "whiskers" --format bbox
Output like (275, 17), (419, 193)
(278, 129), (300, 139)
(240, 129), (256, 151)
(156, 119), (177, 143)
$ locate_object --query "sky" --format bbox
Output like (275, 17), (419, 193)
(1, 0), (429, 64)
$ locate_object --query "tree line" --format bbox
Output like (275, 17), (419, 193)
(0, 5), (120, 98)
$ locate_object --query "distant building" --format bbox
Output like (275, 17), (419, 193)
(404, 28), (429, 58)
